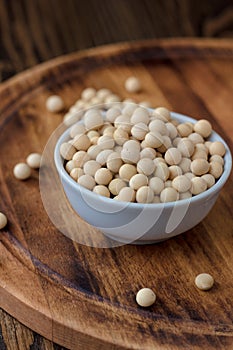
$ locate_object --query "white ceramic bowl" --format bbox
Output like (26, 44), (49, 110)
(54, 112), (232, 244)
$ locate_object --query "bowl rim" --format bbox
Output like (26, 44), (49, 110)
(54, 111), (232, 209)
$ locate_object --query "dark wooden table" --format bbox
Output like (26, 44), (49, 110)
(0, 1), (233, 349)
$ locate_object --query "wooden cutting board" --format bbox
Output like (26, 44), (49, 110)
(0, 39), (233, 350)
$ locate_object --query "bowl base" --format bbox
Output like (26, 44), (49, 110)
(103, 232), (168, 245)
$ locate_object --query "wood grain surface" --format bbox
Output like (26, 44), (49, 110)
(1, 2), (232, 349)
(0, 0), (233, 82)
(0, 39), (233, 350)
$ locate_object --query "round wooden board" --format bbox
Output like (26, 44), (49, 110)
(0, 39), (233, 350)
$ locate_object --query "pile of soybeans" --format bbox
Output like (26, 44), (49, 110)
(59, 104), (225, 204)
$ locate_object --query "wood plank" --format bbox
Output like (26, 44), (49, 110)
(0, 39), (233, 349)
